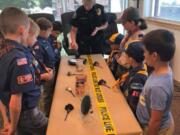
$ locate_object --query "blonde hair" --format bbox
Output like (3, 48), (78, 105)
(29, 18), (40, 36)
(0, 7), (29, 35)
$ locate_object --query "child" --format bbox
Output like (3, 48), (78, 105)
(27, 18), (53, 82)
(0, 7), (47, 134)
(120, 42), (148, 114)
(33, 17), (55, 69)
(49, 21), (62, 58)
(108, 33), (124, 51)
(48, 21), (62, 80)
(33, 17), (56, 117)
(107, 33), (124, 77)
(108, 7), (147, 79)
(136, 29), (175, 135)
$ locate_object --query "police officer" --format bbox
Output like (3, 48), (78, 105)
(70, 0), (108, 54)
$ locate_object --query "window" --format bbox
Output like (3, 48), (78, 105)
(0, 0), (59, 18)
(62, 0), (111, 12)
(153, 0), (180, 22)
(60, 0), (126, 13)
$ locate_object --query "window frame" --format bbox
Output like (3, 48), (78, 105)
(152, 0), (180, 22)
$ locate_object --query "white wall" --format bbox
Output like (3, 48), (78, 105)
(145, 23), (180, 82)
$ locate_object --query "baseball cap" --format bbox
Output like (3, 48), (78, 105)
(118, 7), (140, 23)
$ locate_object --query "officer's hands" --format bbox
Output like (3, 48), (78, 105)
(91, 27), (100, 36)
(70, 42), (78, 50)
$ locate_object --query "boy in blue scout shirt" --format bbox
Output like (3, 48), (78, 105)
(0, 7), (48, 135)
(70, 0), (108, 54)
(48, 21), (62, 64)
(48, 21), (62, 80)
(119, 42), (148, 114)
(34, 17), (56, 117)
(27, 18), (53, 82)
(33, 17), (55, 69)
(136, 29), (175, 135)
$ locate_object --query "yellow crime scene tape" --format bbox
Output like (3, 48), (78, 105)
(87, 55), (117, 135)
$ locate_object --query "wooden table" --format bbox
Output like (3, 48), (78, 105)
(46, 54), (142, 135)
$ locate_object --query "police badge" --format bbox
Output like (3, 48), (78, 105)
(96, 8), (101, 16)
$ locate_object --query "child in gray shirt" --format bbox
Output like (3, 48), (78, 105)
(136, 29), (175, 135)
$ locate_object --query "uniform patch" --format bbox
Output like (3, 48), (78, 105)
(17, 74), (33, 84)
(34, 45), (39, 50)
(17, 58), (28, 66)
(32, 59), (38, 67)
(96, 8), (101, 16)
(132, 91), (139, 97)
(139, 94), (146, 106)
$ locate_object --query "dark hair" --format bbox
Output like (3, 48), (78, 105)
(143, 29), (175, 61)
(134, 18), (147, 30)
(119, 7), (147, 30)
(128, 18), (147, 30)
(125, 41), (144, 63)
(53, 21), (62, 32)
(36, 17), (52, 31)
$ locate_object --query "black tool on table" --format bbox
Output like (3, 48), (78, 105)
(74, 52), (87, 64)
(98, 79), (111, 89)
(75, 52), (81, 59)
(64, 104), (74, 121)
(81, 95), (92, 115)
(93, 61), (102, 68)
(65, 87), (76, 97)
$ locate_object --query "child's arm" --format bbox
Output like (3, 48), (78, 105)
(147, 110), (163, 135)
(0, 100), (9, 128)
(8, 93), (22, 134)
(40, 67), (53, 81)
(147, 87), (167, 135)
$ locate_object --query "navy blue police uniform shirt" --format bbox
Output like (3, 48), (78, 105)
(0, 39), (40, 110)
(71, 4), (107, 54)
(33, 36), (55, 69)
